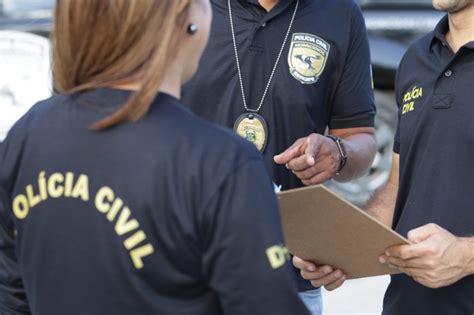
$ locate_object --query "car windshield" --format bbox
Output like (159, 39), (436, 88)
(0, 0), (54, 19)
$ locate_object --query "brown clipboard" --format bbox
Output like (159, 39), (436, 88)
(277, 185), (409, 279)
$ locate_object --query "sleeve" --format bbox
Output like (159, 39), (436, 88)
(0, 126), (32, 314)
(393, 108), (401, 154)
(328, 3), (376, 129)
(393, 53), (408, 154)
(200, 158), (310, 315)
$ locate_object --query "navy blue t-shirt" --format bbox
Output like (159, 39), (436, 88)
(0, 88), (309, 315)
(385, 16), (474, 315)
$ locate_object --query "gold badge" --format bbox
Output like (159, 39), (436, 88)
(288, 33), (330, 84)
(233, 113), (268, 153)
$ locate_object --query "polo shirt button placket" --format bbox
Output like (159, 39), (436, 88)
(444, 69), (453, 77)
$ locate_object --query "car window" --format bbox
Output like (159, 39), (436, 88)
(0, 0), (54, 19)
(0, 1), (54, 141)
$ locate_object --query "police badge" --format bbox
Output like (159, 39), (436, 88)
(233, 113), (268, 152)
(288, 33), (330, 84)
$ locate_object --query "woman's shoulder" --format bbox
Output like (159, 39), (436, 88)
(163, 97), (262, 162)
(3, 94), (66, 139)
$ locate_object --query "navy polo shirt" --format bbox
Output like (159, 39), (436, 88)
(183, 1), (375, 291)
(386, 16), (474, 315)
(0, 89), (309, 315)
(182, 0), (375, 192)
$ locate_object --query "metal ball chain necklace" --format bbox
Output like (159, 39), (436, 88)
(229, 0), (299, 152)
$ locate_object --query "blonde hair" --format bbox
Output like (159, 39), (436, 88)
(52, 0), (192, 129)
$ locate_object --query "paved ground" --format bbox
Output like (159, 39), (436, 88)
(323, 276), (390, 315)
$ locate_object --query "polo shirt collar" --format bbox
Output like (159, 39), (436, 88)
(430, 14), (449, 50)
(430, 14), (474, 51)
(235, 0), (297, 22)
(242, 0), (296, 7)
(466, 38), (474, 50)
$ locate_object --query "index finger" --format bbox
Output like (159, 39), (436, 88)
(274, 139), (305, 165)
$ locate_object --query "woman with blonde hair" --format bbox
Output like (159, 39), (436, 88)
(0, 1), (308, 314)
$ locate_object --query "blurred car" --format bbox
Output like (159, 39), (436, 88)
(0, 0), (444, 204)
(0, 0), (53, 140)
(326, 0), (443, 204)
(0, 0), (53, 35)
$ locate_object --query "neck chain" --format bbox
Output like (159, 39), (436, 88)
(229, 0), (299, 152)
(228, 0), (299, 113)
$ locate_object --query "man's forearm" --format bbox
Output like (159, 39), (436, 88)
(363, 154), (400, 226)
(461, 237), (474, 275)
(331, 128), (376, 182)
(364, 181), (397, 227)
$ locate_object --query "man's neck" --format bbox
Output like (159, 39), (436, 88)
(446, 4), (474, 53)
(258, 0), (279, 12)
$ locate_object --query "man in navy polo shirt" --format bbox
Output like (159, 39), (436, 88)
(182, 1), (377, 312)
(294, 0), (474, 314)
